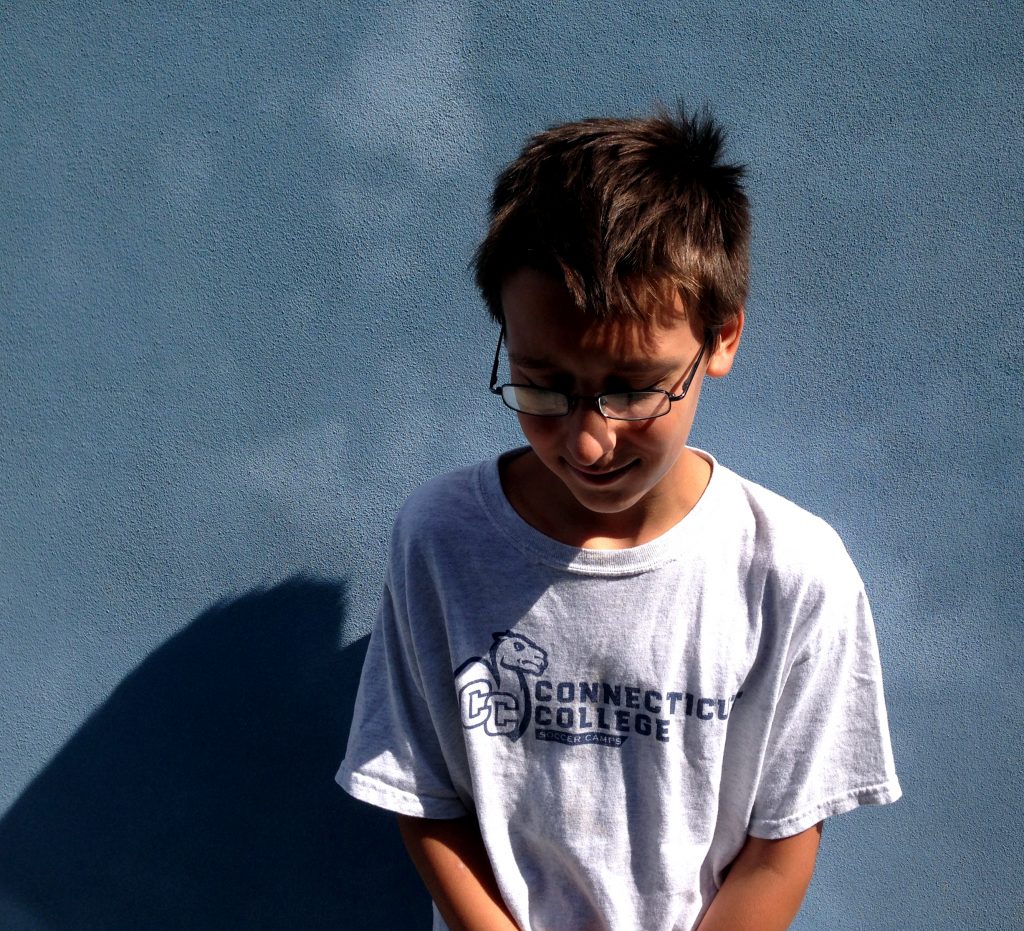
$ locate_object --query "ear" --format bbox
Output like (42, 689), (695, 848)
(705, 307), (744, 378)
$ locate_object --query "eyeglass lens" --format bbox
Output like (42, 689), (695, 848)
(500, 386), (672, 420)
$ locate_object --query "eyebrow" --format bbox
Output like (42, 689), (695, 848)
(507, 351), (671, 376)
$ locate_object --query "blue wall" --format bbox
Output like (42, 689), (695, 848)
(2, 3), (1021, 928)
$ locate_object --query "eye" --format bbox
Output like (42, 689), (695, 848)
(602, 390), (671, 419)
(513, 642), (524, 651)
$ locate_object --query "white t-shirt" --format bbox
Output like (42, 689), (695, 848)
(337, 450), (901, 931)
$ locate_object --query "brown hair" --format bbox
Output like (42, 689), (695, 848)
(473, 105), (750, 336)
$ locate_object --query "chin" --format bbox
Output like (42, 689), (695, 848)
(569, 493), (646, 515)
(562, 479), (650, 514)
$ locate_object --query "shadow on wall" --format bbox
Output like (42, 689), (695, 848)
(0, 577), (427, 930)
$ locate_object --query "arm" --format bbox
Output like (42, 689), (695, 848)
(396, 814), (520, 931)
(696, 823), (823, 931)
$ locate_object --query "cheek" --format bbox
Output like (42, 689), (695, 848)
(628, 417), (671, 444)
(516, 414), (562, 449)
(630, 413), (691, 456)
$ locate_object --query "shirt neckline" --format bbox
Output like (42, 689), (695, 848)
(475, 446), (724, 575)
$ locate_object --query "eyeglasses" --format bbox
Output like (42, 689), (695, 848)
(488, 323), (713, 421)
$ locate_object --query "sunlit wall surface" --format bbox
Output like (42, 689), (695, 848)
(2, 3), (1021, 928)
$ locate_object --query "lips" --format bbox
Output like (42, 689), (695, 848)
(564, 460), (637, 486)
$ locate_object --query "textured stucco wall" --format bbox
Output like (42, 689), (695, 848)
(2, 3), (1021, 928)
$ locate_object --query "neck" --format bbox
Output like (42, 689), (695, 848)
(501, 448), (711, 550)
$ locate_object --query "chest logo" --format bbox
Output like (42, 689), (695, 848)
(454, 631), (745, 749)
(454, 631), (548, 742)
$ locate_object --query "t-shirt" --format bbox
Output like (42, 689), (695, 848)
(337, 449), (901, 931)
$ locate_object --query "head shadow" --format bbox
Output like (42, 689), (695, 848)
(0, 576), (426, 929)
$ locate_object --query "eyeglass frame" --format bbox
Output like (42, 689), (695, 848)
(488, 321), (716, 421)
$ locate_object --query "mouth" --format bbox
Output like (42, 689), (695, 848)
(563, 460), (638, 486)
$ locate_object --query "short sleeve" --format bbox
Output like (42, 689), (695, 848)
(749, 580), (902, 839)
(336, 570), (469, 820)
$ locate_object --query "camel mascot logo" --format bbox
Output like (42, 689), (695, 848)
(454, 631), (549, 741)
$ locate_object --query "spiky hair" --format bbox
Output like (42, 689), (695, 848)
(473, 104), (750, 333)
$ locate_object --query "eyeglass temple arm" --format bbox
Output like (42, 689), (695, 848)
(668, 329), (717, 401)
(488, 322), (506, 393)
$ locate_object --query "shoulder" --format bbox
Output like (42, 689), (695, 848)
(388, 458), (493, 559)
(715, 463), (862, 592)
(712, 465), (873, 659)
(396, 460), (482, 521)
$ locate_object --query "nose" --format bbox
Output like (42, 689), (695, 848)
(565, 401), (616, 467)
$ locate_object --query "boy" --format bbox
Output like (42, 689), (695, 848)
(337, 106), (901, 930)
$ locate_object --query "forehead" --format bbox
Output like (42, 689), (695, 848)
(500, 267), (697, 369)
